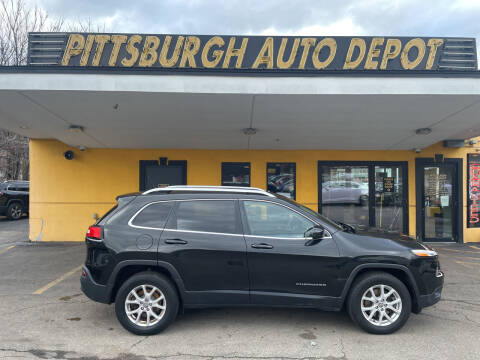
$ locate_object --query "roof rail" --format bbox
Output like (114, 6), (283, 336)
(142, 185), (275, 197)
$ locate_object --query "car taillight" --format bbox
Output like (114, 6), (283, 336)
(86, 226), (102, 240)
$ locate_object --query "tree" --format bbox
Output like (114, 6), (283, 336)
(0, 0), (63, 181)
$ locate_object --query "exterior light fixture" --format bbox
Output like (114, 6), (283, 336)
(19, 125), (29, 129)
(113, 104), (119, 110)
(243, 128), (257, 136)
(69, 125), (84, 133)
(415, 128), (432, 135)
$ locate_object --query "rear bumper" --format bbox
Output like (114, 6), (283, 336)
(80, 266), (111, 304)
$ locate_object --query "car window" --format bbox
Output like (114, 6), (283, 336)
(131, 202), (173, 228)
(175, 200), (237, 234)
(243, 201), (314, 238)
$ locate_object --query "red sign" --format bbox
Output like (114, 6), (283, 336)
(468, 154), (480, 227)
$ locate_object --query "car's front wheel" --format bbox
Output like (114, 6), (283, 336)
(7, 202), (23, 220)
(115, 272), (179, 335)
(347, 272), (411, 334)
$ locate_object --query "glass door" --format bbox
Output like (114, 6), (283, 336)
(422, 163), (457, 241)
(374, 166), (404, 233)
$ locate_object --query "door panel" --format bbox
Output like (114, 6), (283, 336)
(241, 200), (341, 306)
(158, 199), (249, 305)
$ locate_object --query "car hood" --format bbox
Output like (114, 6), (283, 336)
(334, 231), (425, 255)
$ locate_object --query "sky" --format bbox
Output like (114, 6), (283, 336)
(33, 0), (480, 42)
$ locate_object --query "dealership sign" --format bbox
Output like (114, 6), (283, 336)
(28, 33), (477, 72)
(468, 154), (480, 228)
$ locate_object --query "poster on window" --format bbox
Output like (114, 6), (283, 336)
(468, 154), (480, 228)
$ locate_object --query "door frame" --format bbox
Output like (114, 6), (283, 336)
(415, 157), (463, 243)
(317, 161), (409, 234)
(139, 159), (187, 191)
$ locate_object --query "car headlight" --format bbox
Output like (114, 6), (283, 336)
(411, 249), (438, 257)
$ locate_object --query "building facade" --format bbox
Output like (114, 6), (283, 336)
(1, 32), (480, 243)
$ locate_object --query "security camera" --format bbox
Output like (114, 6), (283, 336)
(63, 150), (75, 160)
(414, 148), (422, 153)
(79, 146), (86, 151)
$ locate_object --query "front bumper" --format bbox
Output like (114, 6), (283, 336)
(80, 266), (111, 304)
(418, 270), (444, 309)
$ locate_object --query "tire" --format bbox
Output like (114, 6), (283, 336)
(115, 272), (179, 335)
(7, 202), (23, 220)
(347, 271), (411, 334)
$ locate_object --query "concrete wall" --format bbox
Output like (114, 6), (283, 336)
(29, 139), (480, 242)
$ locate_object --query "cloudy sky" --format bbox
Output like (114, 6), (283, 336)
(33, 0), (480, 43)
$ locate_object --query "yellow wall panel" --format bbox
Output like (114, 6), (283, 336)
(29, 139), (480, 242)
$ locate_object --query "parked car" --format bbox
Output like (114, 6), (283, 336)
(0, 180), (29, 220)
(81, 185), (443, 335)
(322, 180), (368, 205)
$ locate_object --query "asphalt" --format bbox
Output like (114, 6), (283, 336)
(0, 219), (480, 360)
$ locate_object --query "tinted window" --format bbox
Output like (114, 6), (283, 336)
(131, 202), (172, 228)
(176, 200), (237, 233)
(243, 201), (314, 238)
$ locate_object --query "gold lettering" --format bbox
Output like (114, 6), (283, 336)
(179, 36), (201, 68)
(312, 38), (336, 69)
(252, 37), (274, 69)
(343, 38), (366, 70)
(277, 38), (300, 69)
(222, 37), (248, 68)
(61, 34), (85, 66)
(380, 38), (401, 70)
(364, 37), (384, 70)
(401, 38), (426, 70)
(80, 35), (95, 66)
(121, 35), (142, 67)
(108, 35), (127, 66)
(426, 38), (444, 70)
(159, 35), (184, 67)
(298, 38), (316, 69)
(139, 36), (161, 67)
(92, 35), (111, 66)
(201, 36), (225, 68)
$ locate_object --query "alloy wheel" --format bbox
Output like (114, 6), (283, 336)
(124, 284), (166, 327)
(10, 205), (22, 219)
(360, 284), (402, 327)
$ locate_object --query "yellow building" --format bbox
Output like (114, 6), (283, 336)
(1, 32), (480, 243)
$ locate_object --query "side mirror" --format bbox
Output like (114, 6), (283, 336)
(304, 226), (327, 246)
(311, 228), (325, 240)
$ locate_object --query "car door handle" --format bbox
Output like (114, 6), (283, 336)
(164, 239), (188, 245)
(251, 243), (273, 249)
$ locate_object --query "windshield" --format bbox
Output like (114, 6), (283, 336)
(274, 194), (343, 231)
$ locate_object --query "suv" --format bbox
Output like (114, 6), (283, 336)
(81, 186), (443, 335)
(0, 180), (29, 220)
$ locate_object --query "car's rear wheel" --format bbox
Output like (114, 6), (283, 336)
(115, 272), (179, 335)
(347, 272), (411, 334)
(7, 203), (23, 220)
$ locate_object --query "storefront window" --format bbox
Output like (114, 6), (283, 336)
(221, 162), (250, 187)
(320, 165), (369, 229)
(267, 163), (296, 199)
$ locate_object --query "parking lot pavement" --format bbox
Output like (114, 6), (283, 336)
(1, 240), (480, 359)
(0, 217), (29, 247)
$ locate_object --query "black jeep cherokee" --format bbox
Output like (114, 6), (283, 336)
(81, 186), (443, 335)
